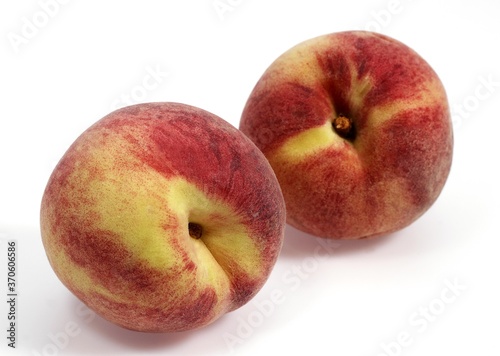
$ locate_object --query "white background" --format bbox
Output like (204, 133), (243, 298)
(1, 1), (500, 355)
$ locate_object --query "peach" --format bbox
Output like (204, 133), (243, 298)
(40, 102), (286, 332)
(240, 31), (453, 239)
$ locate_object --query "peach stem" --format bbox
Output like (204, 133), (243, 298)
(188, 222), (203, 239)
(333, 115), (354, 139)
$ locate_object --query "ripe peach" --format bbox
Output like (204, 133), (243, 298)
(240, 31), (453, 239)
(41, 102), (286, 332)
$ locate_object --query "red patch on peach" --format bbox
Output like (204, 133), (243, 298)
(368, 104), (453, 206)
(273, 146), (369, 238)
(84, 286), (219, 332)
(240, 81), (333, 154)
(315, 49), (352, 117)
(60, 225), (166, 297)
(339, 32), (435, 107)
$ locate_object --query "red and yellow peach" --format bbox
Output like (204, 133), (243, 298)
(240, 31), (453, 239)
(40, 102), (286, 332)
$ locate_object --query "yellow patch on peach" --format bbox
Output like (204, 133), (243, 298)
(46, 248), (115, 299)
(348, 71), (374, 113)
(164, 178), (266, 283)
(263, 36), (331, 88)
(269, 121), (348, 163)
(66, 134), (182, 271)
